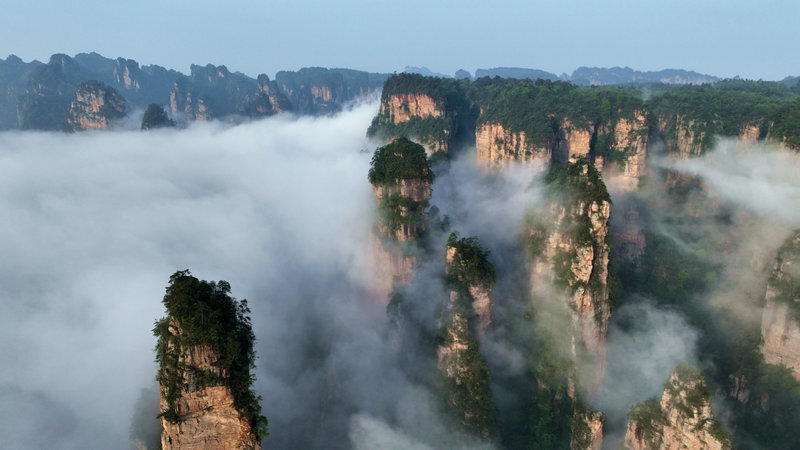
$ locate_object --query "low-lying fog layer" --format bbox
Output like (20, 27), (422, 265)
(2, 104), (799, 448)
(0, 105), (381, 448)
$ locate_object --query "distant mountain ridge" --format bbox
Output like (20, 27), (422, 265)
(404, 65), (725, 85)
(0, 52), (389, 130)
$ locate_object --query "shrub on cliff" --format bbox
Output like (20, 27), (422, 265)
(446, 232), (496, 287)
(368, 137), (433, 185)
(544, 157), (611, 207)
(153, 270), (268, 440)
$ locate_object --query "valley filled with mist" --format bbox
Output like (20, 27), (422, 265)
(1, 54), (800, 450)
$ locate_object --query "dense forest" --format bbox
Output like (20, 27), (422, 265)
(369, 73), (800, 156)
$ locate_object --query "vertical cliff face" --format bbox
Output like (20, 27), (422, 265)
(655, 115), (709, 158)
(475, 121), (552, 167)
(154, 271), (267, 450)
(170, 76), (211, 121)
(372, 178), (432, 242)
(367, 73), (461, 156)
(624, 364), (731, 450)
(476, 111), (648, 190)
(555, 119), (592, 163)
(527, 159), (612, 392)
(64, 80), (126, 131)
(437, 234), (498, 437)
(244, 74), (291, 117)
(761, 231), (800, 381)
(367, 137), (433, 302)
(605, 111), (649, 189)
(114, 58), (142, 91)
(371, 92), (450, 155)
(382, 93), (444, 123)
(158, 331), (261, 450)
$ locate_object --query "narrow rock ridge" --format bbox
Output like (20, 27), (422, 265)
(624, 364), (732, 450)
(65, 80), (126, 131)
(761, 230), (800, 380)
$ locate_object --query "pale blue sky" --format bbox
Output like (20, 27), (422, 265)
(1, 0), (798, 80)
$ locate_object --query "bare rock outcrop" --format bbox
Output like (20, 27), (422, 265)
(761, 231), (800, 380)
(65, 80), (126, 131)
(624, 364), (731, 450)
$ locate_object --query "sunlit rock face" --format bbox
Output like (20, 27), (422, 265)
(476, 121), (551, 168)
(159, 331), (260, 450)
(373, 92), (449, 155)
(65, 81), (126, 131)
(476, 111), (648, 191)
(367, 74), (456, 156)
(761, 231), (800, 381)
(624, 364), (731, 450)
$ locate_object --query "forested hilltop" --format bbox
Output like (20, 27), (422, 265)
(0, 52), (388, 130)
(369, 73), (800, 159)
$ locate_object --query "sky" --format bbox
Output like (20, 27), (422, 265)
(0, 0), (798, 80)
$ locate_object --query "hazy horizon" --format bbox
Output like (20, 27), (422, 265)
(1, 0), (798, 81)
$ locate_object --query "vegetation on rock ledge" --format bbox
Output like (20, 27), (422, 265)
(153, 270), (268, 441)
(368, 137), (434, 185)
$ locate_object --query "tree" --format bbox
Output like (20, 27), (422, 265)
(141, 103), (176, 130)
